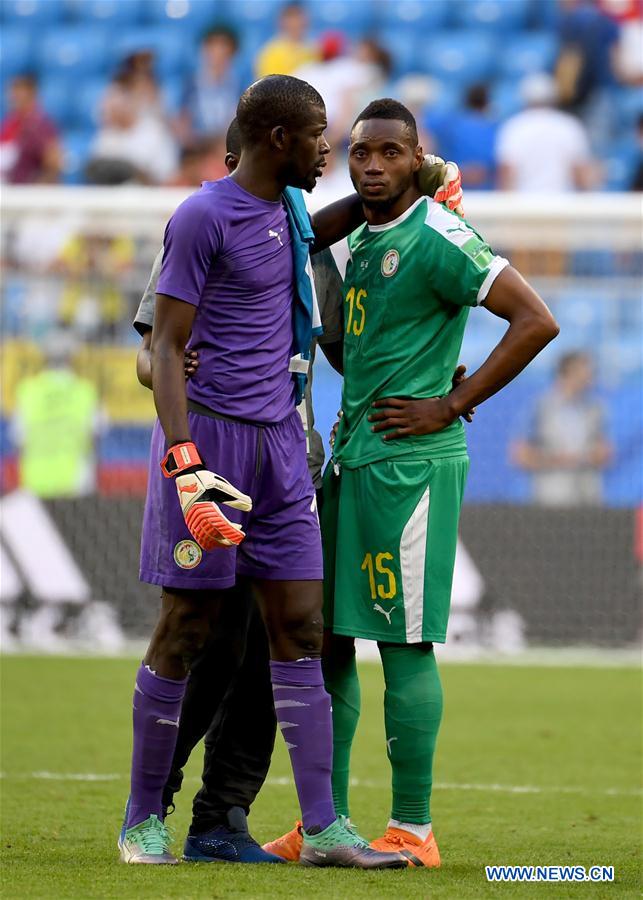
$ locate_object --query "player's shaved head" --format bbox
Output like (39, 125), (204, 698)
(236, 75), (325, 146)
(352, 98), (418, 149)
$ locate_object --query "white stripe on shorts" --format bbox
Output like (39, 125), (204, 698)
(400, 483), (430, 643)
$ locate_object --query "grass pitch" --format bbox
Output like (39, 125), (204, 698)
(1, 656), (640, 899)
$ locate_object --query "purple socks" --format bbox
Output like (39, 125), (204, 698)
(270, 658), (336, 833)
(127, 663), (187, 828)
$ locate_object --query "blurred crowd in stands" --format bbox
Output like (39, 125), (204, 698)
(1, 0), (642, 192)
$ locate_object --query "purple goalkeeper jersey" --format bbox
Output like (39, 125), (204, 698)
(156, 176), (296, 423)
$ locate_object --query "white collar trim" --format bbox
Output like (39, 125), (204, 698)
(366, 196), (427, 232)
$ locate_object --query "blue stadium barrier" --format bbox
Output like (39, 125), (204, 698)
(66, 0), (144, 26)
(37, 26), (111, 78)
(0, 28), (33, 77)
(567, 250), (618, 278)
(99, 425), (153, 462)
(604, 380), (643, 505)
(377, 0), (450, 31)
(1, 0), (65, 24)
(424, 32), (498, 85)
(451, 0), (530, 32)
(498, 32), (559, 79)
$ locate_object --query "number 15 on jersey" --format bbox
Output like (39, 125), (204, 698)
(345, 287), (366, 336)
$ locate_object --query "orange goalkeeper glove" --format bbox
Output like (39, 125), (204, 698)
(418, 154), (464, 216)
(160, 441), (252, 550)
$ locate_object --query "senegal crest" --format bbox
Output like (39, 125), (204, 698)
(381, 248), (399, 277)
(173, 540), (202, 569)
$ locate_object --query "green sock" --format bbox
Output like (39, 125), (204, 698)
(379, 642), (443, 825)
(323, 647), (360, 818)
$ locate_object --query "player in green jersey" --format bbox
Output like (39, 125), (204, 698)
(265, 98), (558, 868)
(323, 98), (558, 867)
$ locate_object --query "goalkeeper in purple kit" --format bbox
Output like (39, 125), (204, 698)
(119, 75), (408, 869)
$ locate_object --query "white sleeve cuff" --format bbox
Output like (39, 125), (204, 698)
(477, 256), (510, 305)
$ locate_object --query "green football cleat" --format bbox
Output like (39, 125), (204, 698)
(118, 814), (178, 864)
(300, 815), (407, 869)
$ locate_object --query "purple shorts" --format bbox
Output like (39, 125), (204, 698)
(140, 410), (323, 589)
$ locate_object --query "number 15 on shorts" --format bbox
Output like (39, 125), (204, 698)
(361, 552), (397, 600)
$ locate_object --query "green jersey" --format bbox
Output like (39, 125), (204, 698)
(334, 196), (508, 468)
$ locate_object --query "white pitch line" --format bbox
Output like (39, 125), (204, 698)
(0, 772), (640, 798)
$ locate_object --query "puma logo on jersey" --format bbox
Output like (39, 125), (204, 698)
(269, 228), (284, 246)
(386, 736), (398, 754)
(156, 717), (179, 728)
(374, 604), (395, 625)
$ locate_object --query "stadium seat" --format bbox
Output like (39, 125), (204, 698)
(376, 29), (422, 77)
(614, 86), (643, 131)
(603, 141), (639, 192)
(376, 0), (449, 31)
(160, 79), (184, 116)
(61, 129), (94, 184)
(309, 0), (375, 37)
(423, 32), (497, 85)
(532, 0), (561, 30)
(144, 0), (225, 32)
(66, 0), (144, 26)
(1, 0), (65, 25)
(222, 0), (282, 32)
(113, 28), (190, 78)
(0, 27), (33, 77)
(491, 78), (524, 119)
(72, 78), (108, 130)
(451, 0), (530, 32)
(40, 76), (78, 129)
(498, 32), (559, 79)
(37, 26), (111, 78)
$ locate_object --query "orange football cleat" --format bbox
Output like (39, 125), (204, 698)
(262, 821), (303, 862)
(370, 827), (441, 868)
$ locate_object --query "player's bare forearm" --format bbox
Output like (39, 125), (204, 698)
(445, 268), (559, 419)
(137, 330), (153, 389)
(310, 194), (364, 253)
(138, 330), (199, 391)
(152, 293), (196, 446)
(319, 340), (343, 374)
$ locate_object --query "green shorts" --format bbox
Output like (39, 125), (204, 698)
(321, 455), (469, 644)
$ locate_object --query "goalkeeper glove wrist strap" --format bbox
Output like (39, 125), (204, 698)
(161, 441), (203, 478)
